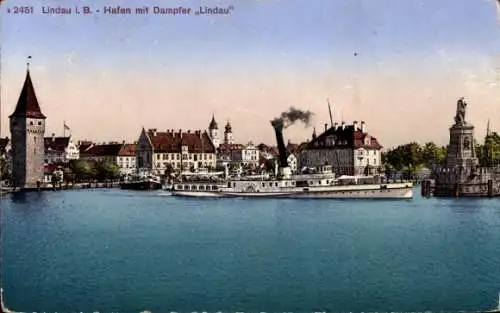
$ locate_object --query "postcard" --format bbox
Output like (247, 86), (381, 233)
(1, 1), (500, 313)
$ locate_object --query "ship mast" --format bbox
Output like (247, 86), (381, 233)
(179, 134), (183, 173)
(327, 98), (334, 128)
(201, 130), (204, 170)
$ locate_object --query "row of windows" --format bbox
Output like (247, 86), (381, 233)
(155, 161), (215, 169)
(357, 149), (378, 156)
(315, 139), (348, 147)
(241, 156), (258, 161)
(117, 164), (135, 168)
(177, 185), (219, 191)
(356, 159), (378, 165)
(118, 157), (135, 162)
(154, 153), (214, 161)
(243, 150), (258, 155)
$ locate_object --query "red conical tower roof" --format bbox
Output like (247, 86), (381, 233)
(9, 68), (46, 119)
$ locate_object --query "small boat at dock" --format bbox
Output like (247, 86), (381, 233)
(170, 169), (226, 197)
(120, 170), (162, 191)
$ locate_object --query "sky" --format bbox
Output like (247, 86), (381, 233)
(1, 0), (500, 149)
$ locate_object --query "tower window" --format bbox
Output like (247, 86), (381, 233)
(34, 148), (36, 154)
(30, 121), (33, 125)
(38, 121), (42, 125)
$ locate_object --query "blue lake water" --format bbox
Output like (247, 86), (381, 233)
(1, 188), (500, 313)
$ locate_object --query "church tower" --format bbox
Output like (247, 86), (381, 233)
(224, 121), (234, 144)
(9, 63), (46, 188)
(208, 115), (220, 148)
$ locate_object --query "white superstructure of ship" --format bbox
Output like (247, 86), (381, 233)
(171, 163), (413, 199)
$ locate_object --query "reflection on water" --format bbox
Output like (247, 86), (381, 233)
(1, 189), (499, 313)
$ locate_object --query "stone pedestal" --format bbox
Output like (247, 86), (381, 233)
(446, 123), (478, 169)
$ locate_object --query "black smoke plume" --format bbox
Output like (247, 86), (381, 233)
(270, 107), (313, 169)
(270, 107), (314, 129)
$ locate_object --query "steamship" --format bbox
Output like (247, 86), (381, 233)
(171, 117), (413, 199)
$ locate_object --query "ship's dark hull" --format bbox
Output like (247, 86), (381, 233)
(120, 181), (162, 190)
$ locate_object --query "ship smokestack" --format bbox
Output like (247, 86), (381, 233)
(272, 120), (289, 168)
(270, 106), (314, 173)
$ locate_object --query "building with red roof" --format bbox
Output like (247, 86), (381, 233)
(44, 133), (79, 164)
(136, 128), (216, 174)
(256, 141), (302, 174)
(298, 120), (383, 176)
(217, 141), (260, 169)
(79, 141), (137, 175)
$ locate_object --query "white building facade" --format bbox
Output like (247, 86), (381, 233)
(298, 121), (382, 176)
(44, 134), (80, 164)
(287, 153), (298, 174)
(117, 144), (137, 175)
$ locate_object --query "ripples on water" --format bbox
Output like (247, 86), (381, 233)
(1, 188), (500, 313)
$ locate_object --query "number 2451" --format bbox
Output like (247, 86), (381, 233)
(12, 6), (34, 14)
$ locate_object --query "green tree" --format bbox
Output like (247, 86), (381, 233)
(62, 165), (74, 183)
(51, 170), (62, 187)
(476, 140), (485, 165)
(164, 163), (174, 177)
(383, 163), (396, 176)
(479, 132), (500, 166)
(68, 159), (96, 182)
(0, 158), (9, 180)
(95, 161), (121, 181)
(229, 163), (239, 171)
(383, 142), (422, 171)
(421, 142), (447, 168)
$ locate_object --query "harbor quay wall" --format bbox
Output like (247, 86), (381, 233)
(1, 181), (121, 194)
(422, 166), (500, 197)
